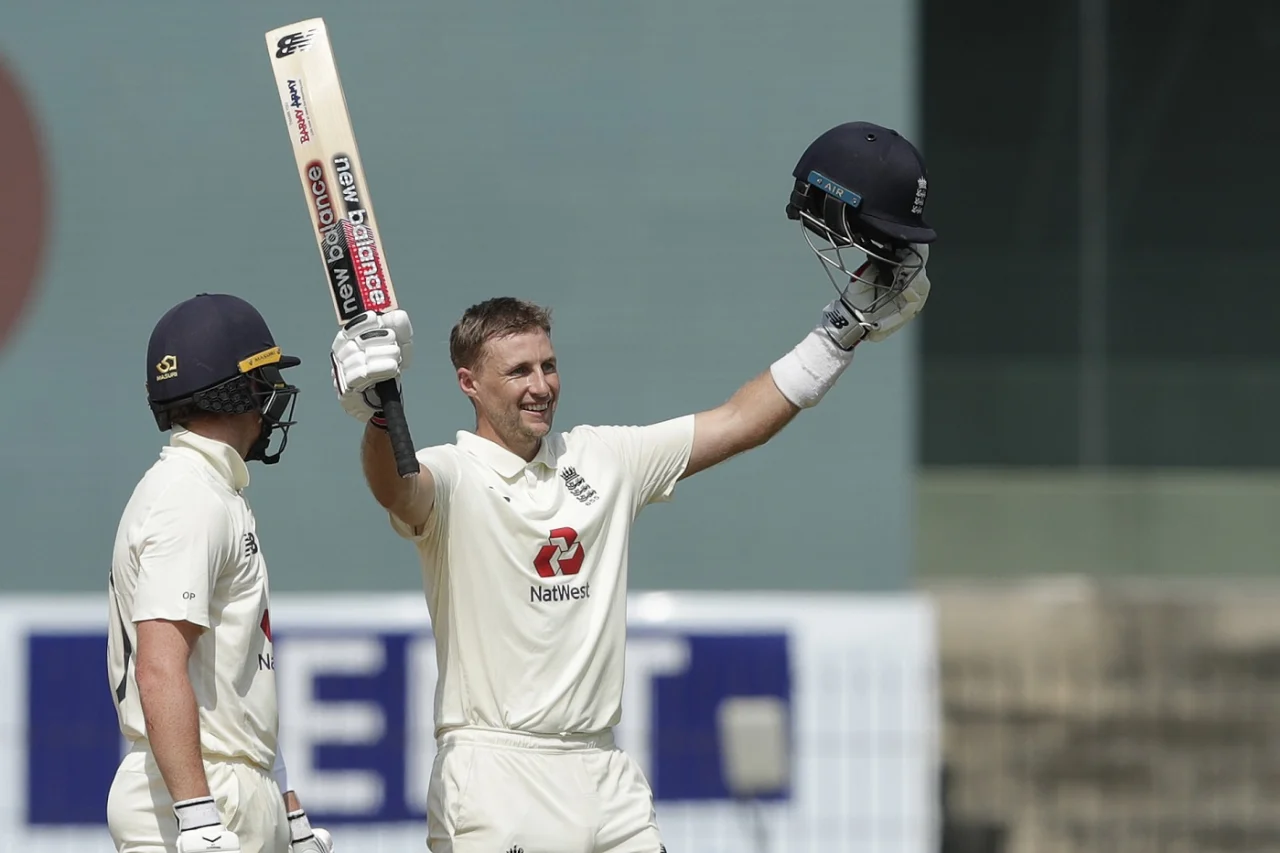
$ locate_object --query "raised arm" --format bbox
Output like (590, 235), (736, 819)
(361, 421), (435, 530)
(683, 371), (799, 479)
(329, 310), (436, 530)
(681, 248), (932, 481)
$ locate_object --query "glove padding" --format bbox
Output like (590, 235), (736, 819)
(822, 244), (931, 349)
(288, 809), (334, 853)
(174, 797), (240, 853)
(330, 309), (413, 423)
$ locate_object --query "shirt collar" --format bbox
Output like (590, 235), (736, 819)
(168, 428), (251, 492)
(456, 430), (562, 478)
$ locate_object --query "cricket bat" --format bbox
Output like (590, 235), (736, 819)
(264, 17), (419, 478)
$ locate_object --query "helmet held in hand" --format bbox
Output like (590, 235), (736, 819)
(786, 121), (936, 314)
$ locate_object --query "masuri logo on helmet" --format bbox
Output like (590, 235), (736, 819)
(144, 293), (303, 464)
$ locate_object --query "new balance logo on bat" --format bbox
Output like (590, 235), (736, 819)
(275, 29), (317, 58)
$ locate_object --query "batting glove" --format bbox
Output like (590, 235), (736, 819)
(822, 244), (931, 348)
(288, 809), (334, 853)
(330, 309), (413, 424)
(173, 797), (241, 853)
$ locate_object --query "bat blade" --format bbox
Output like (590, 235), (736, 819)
(264, 18), (418, 478)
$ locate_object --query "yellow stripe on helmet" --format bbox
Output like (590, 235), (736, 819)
(238, 346), (282, 373)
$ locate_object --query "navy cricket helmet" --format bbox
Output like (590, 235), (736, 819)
(145, 293), (301, 464)
(786, 121), (936, 314)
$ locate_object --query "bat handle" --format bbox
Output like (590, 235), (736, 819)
(376, 379), (419, 478)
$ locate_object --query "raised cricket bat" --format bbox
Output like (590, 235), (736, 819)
(264, 17), (419, 478)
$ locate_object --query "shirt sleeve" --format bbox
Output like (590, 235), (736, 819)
(588, 414), (697, 512)
(131, 485), (234, 629)
(389, 446), (462, 543)
(271, 741), (290, 794)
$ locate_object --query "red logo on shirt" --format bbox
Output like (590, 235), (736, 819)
(533, 527), (584, 577)
(260, 609), (272, 641)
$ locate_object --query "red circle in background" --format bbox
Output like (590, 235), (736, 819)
(0, 54), (48, 355)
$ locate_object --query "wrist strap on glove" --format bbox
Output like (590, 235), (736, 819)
(820, 296), (871, 350)
(288, 809), (316, 844)
(173, 797), (221, 832)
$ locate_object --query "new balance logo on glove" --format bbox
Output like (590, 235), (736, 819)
(824, 308), (850, 329)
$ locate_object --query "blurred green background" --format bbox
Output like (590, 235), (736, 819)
(917, 0), (1280, 579)
(3, 0), (1276, 596)
(0, 0), (921, 593)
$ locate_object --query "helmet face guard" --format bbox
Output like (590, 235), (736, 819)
(788, 176), (926, 317)
(244, 365), (299, 465)
(150, 365), (299, 464)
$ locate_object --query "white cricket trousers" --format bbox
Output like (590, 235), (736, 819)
(427, 727), (666, 853)
(106, 743), (290, 853)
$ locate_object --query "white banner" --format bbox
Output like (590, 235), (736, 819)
(0, 591), (940, 853)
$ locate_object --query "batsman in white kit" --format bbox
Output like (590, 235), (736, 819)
(329, 121), (938, 852)
(106, 294), (333, 853)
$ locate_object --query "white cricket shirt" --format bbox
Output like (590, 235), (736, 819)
(108, 429), (279, 770)
(393, 415), (696, 737)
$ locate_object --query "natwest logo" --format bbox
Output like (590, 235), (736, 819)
(531, 583), (589, 604)
(533, 527), (584, 577)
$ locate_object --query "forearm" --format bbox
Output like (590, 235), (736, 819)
(361, 420), (435, 531)
(725, 369), (801, 449)
(361, 421), (419, 511)
(138, 664), (209, 802)
(685, 370), (800, 478)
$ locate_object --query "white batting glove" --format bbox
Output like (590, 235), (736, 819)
(288, 809), (334, 853)
(173, 797), (241, 853)
(330, 309), (413, 423)
(822, 244), (931, 348)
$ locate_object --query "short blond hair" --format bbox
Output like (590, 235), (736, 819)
(449, 297), (553, 371)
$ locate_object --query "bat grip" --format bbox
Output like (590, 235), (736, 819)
(376, 379), (418, 478)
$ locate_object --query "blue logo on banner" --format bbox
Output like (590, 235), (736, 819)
(25, 628), (792, 825)
(27, 634), (121, 825)
(306, 633), (415, 822)
(649, 633), (791, 801)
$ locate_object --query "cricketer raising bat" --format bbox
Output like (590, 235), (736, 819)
(264, 17), (419, 478)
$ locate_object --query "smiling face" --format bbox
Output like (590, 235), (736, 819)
(450, 298), (558, 461)
(458, 329), (559, 460)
